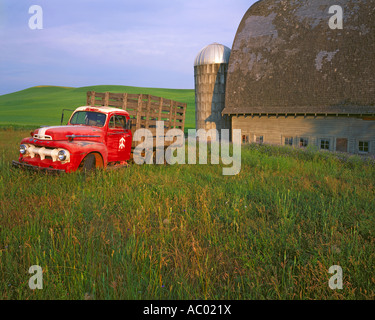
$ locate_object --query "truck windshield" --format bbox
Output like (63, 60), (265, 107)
(70, 111), (107, 127)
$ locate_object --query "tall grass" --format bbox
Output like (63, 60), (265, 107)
(0, 130), (374, 300)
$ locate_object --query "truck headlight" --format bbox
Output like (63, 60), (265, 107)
(58, 150), (67, 161)
(20, 144), (27, 155)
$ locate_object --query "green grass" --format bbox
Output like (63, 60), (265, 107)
(0, 85), (196, 132)
(1, 130), (374, 300)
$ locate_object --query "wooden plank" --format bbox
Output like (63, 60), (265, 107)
(136, 111), (165, 120)
(145, 94), (151, 128)
(158, 97), (163, 121)
(136, 94), (143, 130)
(160, 106), (174, 113)
(94, 92), (106, 99)
(173, 114), (185, 121)
(87, 91), (91, 106)
(90, 91), (96, 106)
(105, 100), (123, 108)
(181, 103), (186, 132)
(127, 93), (141, 100)
(122, 93), (128, 110)
(150, 95), (164, 102)
(161, 98), (171, 105)
(150, 101), (163, 109)
(175, 102), (186, 108)
(125, 100), (139, 109)
(169, 101), (174, 129)
(96, 98), (105, 106)
(173, 104), (177, 128)
(107, 92), (125, 100)
(86, 91), (91, 105)
(146, 120), (172, 127)
(104, 92), (109, 107)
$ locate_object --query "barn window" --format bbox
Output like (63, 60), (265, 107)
(359, 141), (369, 153)
(320, 139), (330, 150)
(285, 137), (293, 146)
(255, 135), (264, 144)
(242, 135), (249, 144)
(299, 138), (308, 147)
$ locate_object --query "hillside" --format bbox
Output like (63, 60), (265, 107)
(0, 85), (196, 131)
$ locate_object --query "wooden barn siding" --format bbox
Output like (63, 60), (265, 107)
(232, 115), (375, 154)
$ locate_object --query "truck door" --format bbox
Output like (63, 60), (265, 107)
(107, 114), (132, 162)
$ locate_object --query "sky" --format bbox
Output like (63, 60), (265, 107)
(0, 0), (255, 95)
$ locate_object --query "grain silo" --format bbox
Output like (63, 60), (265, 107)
(194, 43), (231, 140)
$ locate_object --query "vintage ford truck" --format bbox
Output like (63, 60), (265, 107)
(12, 91), (186, 173)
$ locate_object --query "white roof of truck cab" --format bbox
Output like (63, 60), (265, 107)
(75, 106), (128, 114)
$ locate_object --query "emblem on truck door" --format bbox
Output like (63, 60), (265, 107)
(119, 137), (126, 150)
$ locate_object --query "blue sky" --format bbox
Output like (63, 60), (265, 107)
(0, 0), (255, 95)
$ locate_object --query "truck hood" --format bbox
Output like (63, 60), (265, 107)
(34, 125), (104, 141)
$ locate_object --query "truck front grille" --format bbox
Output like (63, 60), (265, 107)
(23, 144), (70, 163)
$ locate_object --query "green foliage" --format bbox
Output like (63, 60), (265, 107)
(1, 131), (374, 300)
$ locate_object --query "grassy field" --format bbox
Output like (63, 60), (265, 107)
(1, 129), (374, 300)
(0, 85), (196, 132)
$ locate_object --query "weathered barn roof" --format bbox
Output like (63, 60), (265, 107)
(223, 0), (375, 115)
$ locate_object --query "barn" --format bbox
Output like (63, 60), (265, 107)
(220, 0), (375, 154)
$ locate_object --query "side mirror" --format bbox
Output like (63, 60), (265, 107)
(61, 109), (76, 125)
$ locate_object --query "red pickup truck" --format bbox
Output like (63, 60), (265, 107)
(12, 91), (187, 173)
(12, 106), (133, 173)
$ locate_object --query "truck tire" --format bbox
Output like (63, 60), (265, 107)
(81, 153), (96, 172)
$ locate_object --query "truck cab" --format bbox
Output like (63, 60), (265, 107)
(13, 106), (133, 173)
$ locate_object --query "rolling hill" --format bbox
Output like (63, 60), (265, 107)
(0, 85), (196, 131)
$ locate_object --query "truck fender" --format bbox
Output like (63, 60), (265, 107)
(71, 142), (108, 170)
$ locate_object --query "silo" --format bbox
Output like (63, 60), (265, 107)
(194, 43), (231, 140)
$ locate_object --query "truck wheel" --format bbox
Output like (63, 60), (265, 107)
(81, 153), (96, 172)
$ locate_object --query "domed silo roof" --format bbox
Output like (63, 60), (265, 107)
(194, 43), (231, 66)
(223, 0), (375, 116)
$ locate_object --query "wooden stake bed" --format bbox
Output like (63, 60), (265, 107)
(86, 91), (187, 150)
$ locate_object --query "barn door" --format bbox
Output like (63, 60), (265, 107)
(336, 138), (348, 153)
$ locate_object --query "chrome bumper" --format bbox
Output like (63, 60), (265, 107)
(12, 160), (65, 173)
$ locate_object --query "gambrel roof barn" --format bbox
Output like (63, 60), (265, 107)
(221, 0), (375, 154)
